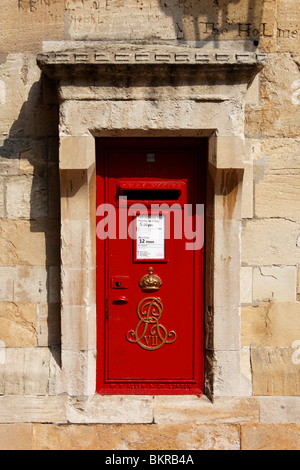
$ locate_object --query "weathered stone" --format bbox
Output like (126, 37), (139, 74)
(61, 305), (96, 351)
(206, 306), (241, 351)
(60, 136), (95, 170)
(5, 174), (48, 218)
(242, 302), (300, 347)
(246, 55), (300, 138)
(255, 172), (300, 218)
(61, 349), (96, 397)
(37, 303), (60, 347)
(0, 396), (67, 424)
(59, 99), (245, 137)
(13, 266), (48, 303)
(242, 219), (300, 266)
(240, 267), (253, 304)
(253, 267), (297, 303)
(0, 424), (32, 450)
(259, 396), (300, 423)
(0, 267), (14, 302)
(0, 219), (60, 267)
(1, 0), (65, 53)
(261, 137), (300, 170)
(251, 347), (300, 396)
(32, 423), (240, 450)
(277, 0), (300, 53)
(241, 424), (300, 450)
(67, 395), (153, 424)
(0, 302), (37, 348)
(0, 348), (51, 395)
(241, 161), (254, 219)
(153, 396), (259, 425)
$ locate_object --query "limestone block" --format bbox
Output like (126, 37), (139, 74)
(255, 172), (300, 218)
(0, 348), (51, 395)
(241, 161), (254, 219)
(0, 302), (37, 348)
(48, 346), (64, 396)
(242, 219), (300, 266)
(251, 347), (300, 396)
(241, 424), (300, 450)
(0, 55), (29, 136)
(246, 55), (300, 138)
(245, 74), (260, 107)
(37, 303), (60, 347)
(61, 268), (95, 307)
(242, 302), (300, 348)
(206, 306), (241, 351)
(209, 135), (245, 169)
(258, 396), (300, 424)
(210, 350), (244, 397)
(0, 138), (21, 176)
(277, 0), (300, 53)
(298, 268), (300, 301)
(213, 171), (244, 221)
(13, 266), (47, 303)
(240, 267), (253, 304)
(61, 219), (94, 269)
(0, 267), (14, 302)
(49, 266), (60, 303)
(32, 423), (240, 450)
(60, 136), (95, 170)
(61, 305), (96, 351)
(261, 137), (300, 170)
(0, 219), (60, 267)
(0, 424), (32, 450)
(213, 268), (241, 308)
(214, 220), (242, 268)
(19, 142), (48, 175)
(60, 169), (91, 221)
(61, 349), (96, 397)
(253, 267), (297, 302)
(59, 99), (244, 138)
(1, 0), (65, 53)
(0, 396), (67, 424)
(67, 395), (153, 425)
(5, 174), (48, 218)
(153, 396), (259, 425)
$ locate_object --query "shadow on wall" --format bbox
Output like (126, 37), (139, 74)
(0, 74), (61, 363)
(158, 0), (265, 49)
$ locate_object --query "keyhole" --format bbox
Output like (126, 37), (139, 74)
(115, 281), (122, 288)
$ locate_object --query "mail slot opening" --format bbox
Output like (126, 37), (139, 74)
(118, 181), (187, 206)
(121, 189), (181, 201)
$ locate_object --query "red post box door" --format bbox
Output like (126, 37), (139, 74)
(96, 139), (205, 395)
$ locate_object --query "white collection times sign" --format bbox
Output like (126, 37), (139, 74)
(136, 215), (165, 260)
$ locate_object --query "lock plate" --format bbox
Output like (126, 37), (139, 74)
(111, 276), (129, 289)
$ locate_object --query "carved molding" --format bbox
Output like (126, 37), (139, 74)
(37, 44), (267, 82)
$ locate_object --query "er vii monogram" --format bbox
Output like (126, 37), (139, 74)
(126, 297), (177, 351)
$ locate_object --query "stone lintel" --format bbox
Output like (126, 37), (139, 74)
(37, 46), (266, 83)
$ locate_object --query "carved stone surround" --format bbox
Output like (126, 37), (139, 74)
(38, 42), (265, 399)
(38, 47), (267, 66)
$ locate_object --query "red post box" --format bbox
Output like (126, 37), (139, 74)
(96, 139), (206, 395)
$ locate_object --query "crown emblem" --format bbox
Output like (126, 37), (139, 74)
(139, 267), (162, 292)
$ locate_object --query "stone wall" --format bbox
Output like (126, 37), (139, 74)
(0, 0), (300, 450)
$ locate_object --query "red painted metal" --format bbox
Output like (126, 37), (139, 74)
(96, 138), (206, 395)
